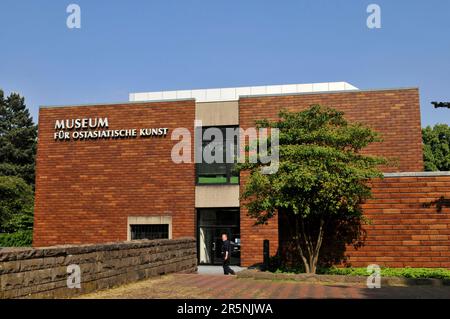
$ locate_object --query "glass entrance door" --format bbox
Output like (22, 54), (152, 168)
(197, 208), (240, 265)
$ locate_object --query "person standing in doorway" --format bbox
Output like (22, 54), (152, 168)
(221, 233), (236, 275)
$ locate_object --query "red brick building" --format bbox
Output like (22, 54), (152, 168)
(34, 82), (450, 267)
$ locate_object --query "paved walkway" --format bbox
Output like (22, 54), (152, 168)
(197, 265), (245, 275)
(79, 274), (450, 299)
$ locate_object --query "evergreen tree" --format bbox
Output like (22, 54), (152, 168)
(0, 90), (37, 186)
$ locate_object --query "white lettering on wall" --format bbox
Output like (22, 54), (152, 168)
(53, 117), (169, 141)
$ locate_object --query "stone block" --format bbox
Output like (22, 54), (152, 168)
(0, 260), (20, 275)
(1, 272), (25, 291)
(20, 258), (45, 272)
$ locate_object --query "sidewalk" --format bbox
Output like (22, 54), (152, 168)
(197, 265), (245, 275)
(78, 274), (450, 299)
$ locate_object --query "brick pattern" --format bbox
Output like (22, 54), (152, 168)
(0, 239), (197, 299)
(239, 89), (424, 172)
(79, 273), (450, 299)
(34, 101), (196, 247)
(238, 89), (425, 267)
(240, 218), (279, 268)
(239, 171), (279, 267)
(346, 175), (450, 268)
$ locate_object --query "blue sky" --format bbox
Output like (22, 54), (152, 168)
(0, 0), (449, 126)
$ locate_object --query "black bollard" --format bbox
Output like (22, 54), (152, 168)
(263, 239), (270, 271)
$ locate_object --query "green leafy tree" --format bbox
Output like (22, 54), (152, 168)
(0, 90), (37, 186)
(0, 175), (34, 233)
(423, 124), (450, 171)
(237, 105), (386, 273)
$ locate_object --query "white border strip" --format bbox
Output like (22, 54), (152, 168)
(130, 82), (359, 103)
(384, 172), (450, 177)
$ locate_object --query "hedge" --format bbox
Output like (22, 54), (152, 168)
(274, 266), (450, 279)
(320, 267), (450, 279)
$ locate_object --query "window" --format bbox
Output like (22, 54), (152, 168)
(196, 126), (239, 185)
(197, 208), (240, 227)
(130, 224), (169, 240)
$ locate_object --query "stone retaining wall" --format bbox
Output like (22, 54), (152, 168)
(0, 238), (197, 299)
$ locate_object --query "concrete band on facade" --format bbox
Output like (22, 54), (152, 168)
(34, 83), (450, 268)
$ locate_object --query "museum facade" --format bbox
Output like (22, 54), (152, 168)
(33, 82), (450, 267)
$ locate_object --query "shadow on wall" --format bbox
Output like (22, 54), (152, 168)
(273, 195), (450, 270)
(423, 196), (450, 213)
(276, 212), (367, 270)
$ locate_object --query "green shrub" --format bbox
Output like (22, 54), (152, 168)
(317, 267), (450, 279)
(0, 230), (33, 247)
(0, 175), (34, 233)
(275, 266), (450, 279)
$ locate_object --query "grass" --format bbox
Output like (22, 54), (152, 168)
(274, 267), (450, 280)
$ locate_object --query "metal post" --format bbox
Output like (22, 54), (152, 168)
(263, 239), (270, 271)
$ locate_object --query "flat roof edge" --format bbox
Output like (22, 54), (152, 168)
(129, 82), (359, 103)
(384, 171), (450, 177)
(39, 87), (419, 109)
(239, 87), (419, 100)
(40, 98), (196, 110)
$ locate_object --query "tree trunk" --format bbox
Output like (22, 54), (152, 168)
(293, 218), (310, 273)
(293, 216), (325, 274)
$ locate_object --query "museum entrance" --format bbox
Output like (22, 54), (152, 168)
(197, 208), (240, 266)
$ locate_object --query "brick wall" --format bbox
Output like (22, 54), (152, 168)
(239, 88), (424, 266)
(239, 171), (280, 267)
(34, 101), (196, 247)
(34, 89), (432, 268)
(277, 174), (450, 268)
(0, 238), (197, 299)
(346, 174), (450, 268)
(239, 88), (423, 172)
